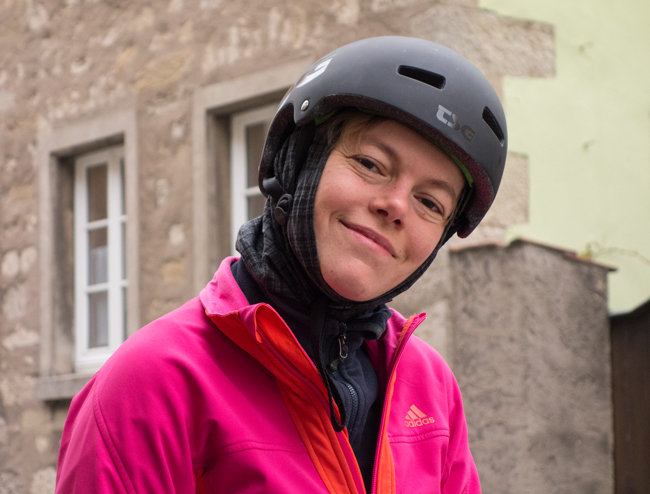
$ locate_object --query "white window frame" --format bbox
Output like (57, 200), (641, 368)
(191, 57), (312, 293)
(73, 146), (127, 373)
(36, 109), (138, 401)
(229, 103), (277, 254)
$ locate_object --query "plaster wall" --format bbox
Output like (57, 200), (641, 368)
(449, 241), (613, 493)
(479, 0), (650, 312)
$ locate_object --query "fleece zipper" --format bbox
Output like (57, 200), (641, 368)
(328, 323), (361, 434)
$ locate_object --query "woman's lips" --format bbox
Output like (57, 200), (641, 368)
(342, 221), (396, 257)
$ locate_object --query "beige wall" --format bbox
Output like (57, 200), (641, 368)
(481, 0), (650, 312)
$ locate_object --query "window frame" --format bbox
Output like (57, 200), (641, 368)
(36, 110), (139, 400)
(73, 146), (128, 372)
(229, 103), (277, 255)
(191, 57), (312, 293)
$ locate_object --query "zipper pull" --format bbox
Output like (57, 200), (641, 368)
(338, 323), (349, 360)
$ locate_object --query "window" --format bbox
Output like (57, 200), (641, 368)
(36, 109), (138, 400)
(229, 103), (276, 254)
(74, 146), (127, 372)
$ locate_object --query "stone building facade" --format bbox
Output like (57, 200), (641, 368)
(0, 1), (613, 492)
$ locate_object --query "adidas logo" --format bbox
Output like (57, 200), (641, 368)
(404, 405), (434, 428)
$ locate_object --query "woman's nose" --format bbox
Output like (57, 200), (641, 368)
(371, 184), (409, 225)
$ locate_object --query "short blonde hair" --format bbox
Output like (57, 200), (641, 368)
(325, 109), (388, 153)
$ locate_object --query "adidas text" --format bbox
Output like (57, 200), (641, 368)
(404, 405), (434, 427)
(404, 417), (435, 427)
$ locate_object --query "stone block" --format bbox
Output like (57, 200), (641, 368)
(162, 258), (186, 285)
(2, 284), (28, 321)
(135, 50), (193, 92)
(19, 246), (37, 274)
(410, 6), (555, 77)
(0, 376), (36, 407)
(29, 467), (56, 494)
(20, 408), (49, 433)
(2, 326), (40, 351)
(0, 471), (22, 494)
(169, 224), (186, 246)
(1, 251), (20, 278)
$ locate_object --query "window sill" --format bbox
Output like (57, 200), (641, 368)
(35, 373), (94, 401)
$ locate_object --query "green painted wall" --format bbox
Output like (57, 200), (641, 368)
(480, 0), (650, 312)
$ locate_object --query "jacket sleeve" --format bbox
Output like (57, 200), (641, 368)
(55, 377), (132, 493)
(441, 370), (481, 494)
(55, 327), (202, 493)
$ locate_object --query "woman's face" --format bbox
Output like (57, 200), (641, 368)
(314, 119), (466, 302)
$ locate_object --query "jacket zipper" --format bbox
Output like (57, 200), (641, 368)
(329, 323), (360, 431)
(370, 315), (424, 494)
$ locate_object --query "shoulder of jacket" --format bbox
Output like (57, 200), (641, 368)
(92, 296), (239, 404)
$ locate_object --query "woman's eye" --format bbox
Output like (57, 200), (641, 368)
(355, 157), (378, 171)
(419, 197), (439, 212)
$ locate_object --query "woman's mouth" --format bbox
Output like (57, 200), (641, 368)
(341, 221), (396, 257)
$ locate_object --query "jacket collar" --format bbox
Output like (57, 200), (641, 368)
(200, 256), (427, 379)
(199, 257), (250, 316)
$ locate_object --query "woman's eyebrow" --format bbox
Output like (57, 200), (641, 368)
(425, 178), (460, 203)
(362, 135), (461, 203)
(361, 135), (400, 163)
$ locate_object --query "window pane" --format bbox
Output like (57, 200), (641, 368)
(87, 164), (108, 221)
(247, 193), (266, 221)
(89, 291), (109, 348)
(123, 286), (128, 341)
(88, 228), (108, 285)
(245, 122), (269, 188)
(121, 221), (127, 280)
(120, 157), (126, 215)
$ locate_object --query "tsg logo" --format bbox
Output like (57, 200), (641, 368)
(296, 56), (334, 88)
(436, 105), (475, 142)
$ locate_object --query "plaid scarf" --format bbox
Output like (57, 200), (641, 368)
(236, 125), (457, 318)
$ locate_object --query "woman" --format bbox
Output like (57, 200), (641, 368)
(56, 37), (507, 493)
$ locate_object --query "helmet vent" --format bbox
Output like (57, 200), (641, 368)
(482, 107), (505, 144)
(398, 66), (446, 89)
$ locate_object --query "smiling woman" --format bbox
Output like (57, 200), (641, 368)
(56, 37), (508, 494)
(315, 115), (466, 301)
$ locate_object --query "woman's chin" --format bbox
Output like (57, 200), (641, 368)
(322, 271), (388, 302)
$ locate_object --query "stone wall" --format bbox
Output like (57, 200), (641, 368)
(0, 0), (555, 491)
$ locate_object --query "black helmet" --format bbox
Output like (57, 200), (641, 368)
(259, 36), (508, 238)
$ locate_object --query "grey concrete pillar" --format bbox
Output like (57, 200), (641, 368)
(447, 240), (614, 494)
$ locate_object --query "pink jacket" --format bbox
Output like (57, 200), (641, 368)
(55, 257), (480, 493)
